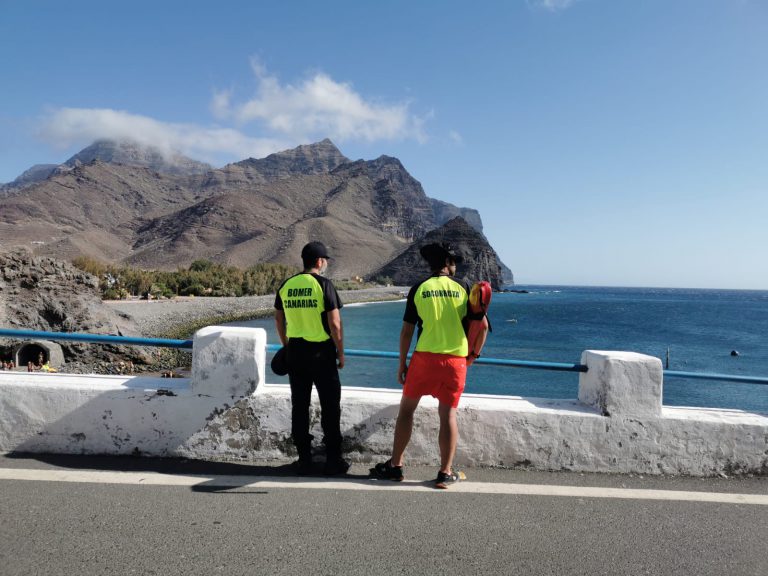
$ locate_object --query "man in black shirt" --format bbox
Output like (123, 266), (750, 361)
(274, 241), (348, 475)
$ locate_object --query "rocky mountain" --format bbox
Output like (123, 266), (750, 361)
(232, 138), (349, 180)
(369, 216), (505, 289)
(0, 139), (511, 282)
(430, 198), (483, 233)
(1, 164), (59, 194)
(0, 250), (150, 365)
(1, 139), (211, 195)
(0, 160), (217, 263)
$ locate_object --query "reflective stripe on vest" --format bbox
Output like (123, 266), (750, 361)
(414, 276), (468, 356)
(279, 274), (329, 342)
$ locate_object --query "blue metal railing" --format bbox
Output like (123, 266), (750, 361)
(2, 328), (768, 385)
(0, 328), (193, 349)
(265, 343), (588, 372)
(662, 370), (768, 386)
(0, 329), (587, 373)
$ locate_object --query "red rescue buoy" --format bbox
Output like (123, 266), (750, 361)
(466, 281), (492, 366)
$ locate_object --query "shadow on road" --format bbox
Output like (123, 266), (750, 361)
(4, 451), (395, 493)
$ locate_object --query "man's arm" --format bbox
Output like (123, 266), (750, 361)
(327, 308), (345, 369)
(398, 322), (416, 385)
(466, 316), (489, 366)
(274, 310), (287, 346)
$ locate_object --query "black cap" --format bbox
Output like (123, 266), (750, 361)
(419, 242), (463, 269)
(301, 241), (331, 260)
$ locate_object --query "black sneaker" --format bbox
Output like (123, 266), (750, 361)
(295, 457), (313, 476)
(369, 459), (404, 481)
(324, 458), (351, 476)
(434, 470), (465, 489)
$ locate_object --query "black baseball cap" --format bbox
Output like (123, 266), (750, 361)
(419, 242), (463, 268)
(301, 241), (332, 260)
(271, 346), (289, 376)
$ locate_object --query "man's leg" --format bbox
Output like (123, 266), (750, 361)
(391, 395), (421, 467)
(289, 378), (313, 459)
(314, 343), (343, 462)
(287, 343), (314, 462)
(437, 402), (459, 474)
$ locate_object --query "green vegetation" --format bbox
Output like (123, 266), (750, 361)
(72, 257), (393, 299)
(72, 257), (299, 299)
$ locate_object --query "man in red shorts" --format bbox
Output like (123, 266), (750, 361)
(371, 243), (484, 488)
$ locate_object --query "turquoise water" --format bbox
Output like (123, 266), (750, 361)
(236, 286), (768, 413)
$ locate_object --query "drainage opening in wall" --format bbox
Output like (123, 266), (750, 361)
(14, 340), (64, 370)
(17, 343), (47, 367)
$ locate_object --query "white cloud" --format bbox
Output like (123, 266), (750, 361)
(37, 62), (429, 166)
(448, 130), (464, 146)
(210, 89), (232, 119)
(216, 60), (428, 144)
(528, 0), (580, 11)
(40, 107), (289, 163)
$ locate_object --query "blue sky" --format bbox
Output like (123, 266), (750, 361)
(1, 0), (767, 289)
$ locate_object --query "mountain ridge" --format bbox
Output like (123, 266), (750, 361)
(0, 139), (511, 284)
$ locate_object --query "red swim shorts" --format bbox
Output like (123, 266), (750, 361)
(403, 351), (467, 408)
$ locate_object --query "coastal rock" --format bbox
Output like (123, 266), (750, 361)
(370, 217), (506, 289)
(430, 198), (483, 234)
(0, 250), (150, 366)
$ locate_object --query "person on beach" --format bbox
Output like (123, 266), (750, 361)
(372, 242), (484, 489)
(274, 241), (348, 476)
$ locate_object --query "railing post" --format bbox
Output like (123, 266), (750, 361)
(578, 350), (663, 417)
(191, 326), (266, 397)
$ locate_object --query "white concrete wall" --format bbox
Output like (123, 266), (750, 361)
(182, 384), (768, 476)
(0, 373), (211, 455)
(1, 328), (766, 476)
(0, 326), (266, 456)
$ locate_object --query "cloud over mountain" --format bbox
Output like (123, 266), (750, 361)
(40, 108), (287, 164)
(38, 63), (429, 168)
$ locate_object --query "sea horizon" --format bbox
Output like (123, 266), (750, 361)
(506, 283), (768, 293)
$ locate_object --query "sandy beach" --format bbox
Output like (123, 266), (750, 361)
(106, 286), (408, 337)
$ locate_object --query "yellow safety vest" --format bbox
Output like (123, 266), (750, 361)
(414, 275), (468, 356)
(279, 274), (329, 342)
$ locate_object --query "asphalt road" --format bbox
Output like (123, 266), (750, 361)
(1, 455), (766, 576)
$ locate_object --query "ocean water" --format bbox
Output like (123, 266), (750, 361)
(237, 286), (768, 413)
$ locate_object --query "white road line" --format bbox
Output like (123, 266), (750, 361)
(1, 467), (766, 505)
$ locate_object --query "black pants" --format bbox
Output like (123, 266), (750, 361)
(287, 338), (342, 459)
